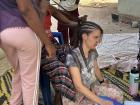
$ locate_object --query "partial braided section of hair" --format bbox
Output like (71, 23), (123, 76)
(75, 21), (103, 46)
(80, 21), (103, 35)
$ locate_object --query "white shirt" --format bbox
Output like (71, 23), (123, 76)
(58, 0), (78, 11)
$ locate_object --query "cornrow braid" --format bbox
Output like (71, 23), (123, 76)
(75, 21), (103, 46)
(80, 21), (103, 35)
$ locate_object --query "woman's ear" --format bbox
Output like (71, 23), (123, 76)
(82, 33), (88, 41)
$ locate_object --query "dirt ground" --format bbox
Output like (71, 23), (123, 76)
(79, 3), (138, 34)
(0, 1), (139, 75)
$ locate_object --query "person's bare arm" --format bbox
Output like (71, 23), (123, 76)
(50, 5), (88, 27)
(39, 0), (78, 27)
(16, 0), (56, 57)
(69, 67), (113, 105)
(39, 0), (50, 23)
(50, 5), (78, 27)
(94, 60), (104, 82)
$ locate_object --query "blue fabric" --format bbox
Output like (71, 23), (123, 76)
(40, 71), (52, 105)
(99, 96), (123, 105)
(52, 32), (64, 44)
(124, 101), (140, 105)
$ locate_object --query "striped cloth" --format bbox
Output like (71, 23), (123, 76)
(41, 47), (76, 101)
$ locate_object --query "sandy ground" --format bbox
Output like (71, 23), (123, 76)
(51, 1), (138, 34)
(0, 1), (139, 76)
(79, 5), (138, 34)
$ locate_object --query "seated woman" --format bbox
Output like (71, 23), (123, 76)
(63, 21), (114, 105)
(41, 21), (119, 105)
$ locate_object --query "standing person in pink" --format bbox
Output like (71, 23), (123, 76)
(0, 0), (56, 105)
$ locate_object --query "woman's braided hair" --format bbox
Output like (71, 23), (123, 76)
(75, 21), (103, 47)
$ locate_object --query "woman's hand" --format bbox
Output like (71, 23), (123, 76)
(99, 100), (114, 105)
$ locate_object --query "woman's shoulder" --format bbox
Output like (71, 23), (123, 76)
(72, 47), (80, 54)
(65, 47), (81, 67)
(66, 47), (79, 59)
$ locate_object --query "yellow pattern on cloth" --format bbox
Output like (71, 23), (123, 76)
(0, 70), (12, 105)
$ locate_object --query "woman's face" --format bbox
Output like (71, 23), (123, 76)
(83, 29), (102, 49)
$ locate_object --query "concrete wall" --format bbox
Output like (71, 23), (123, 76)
(118, 0), (140, 17)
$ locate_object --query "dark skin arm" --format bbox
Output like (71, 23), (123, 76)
(39, 0), (78, 27)
(16, 0), (56, 58)
(49, 5), (78, 27)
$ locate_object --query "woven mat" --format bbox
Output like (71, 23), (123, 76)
(0, 70), (12, 105)
(0, 49), (12, 76)
(101, 68), (140, 101)
(0, 69), (44, 105)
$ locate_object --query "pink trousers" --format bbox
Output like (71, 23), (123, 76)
(0, 27), (42, 105)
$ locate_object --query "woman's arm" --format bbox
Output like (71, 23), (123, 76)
(16, 0), (56, 57)
(69, 67), (112, 105)
(94, 60), (105, 82)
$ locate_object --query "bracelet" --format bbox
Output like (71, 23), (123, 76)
(99, 79), (104, 84)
